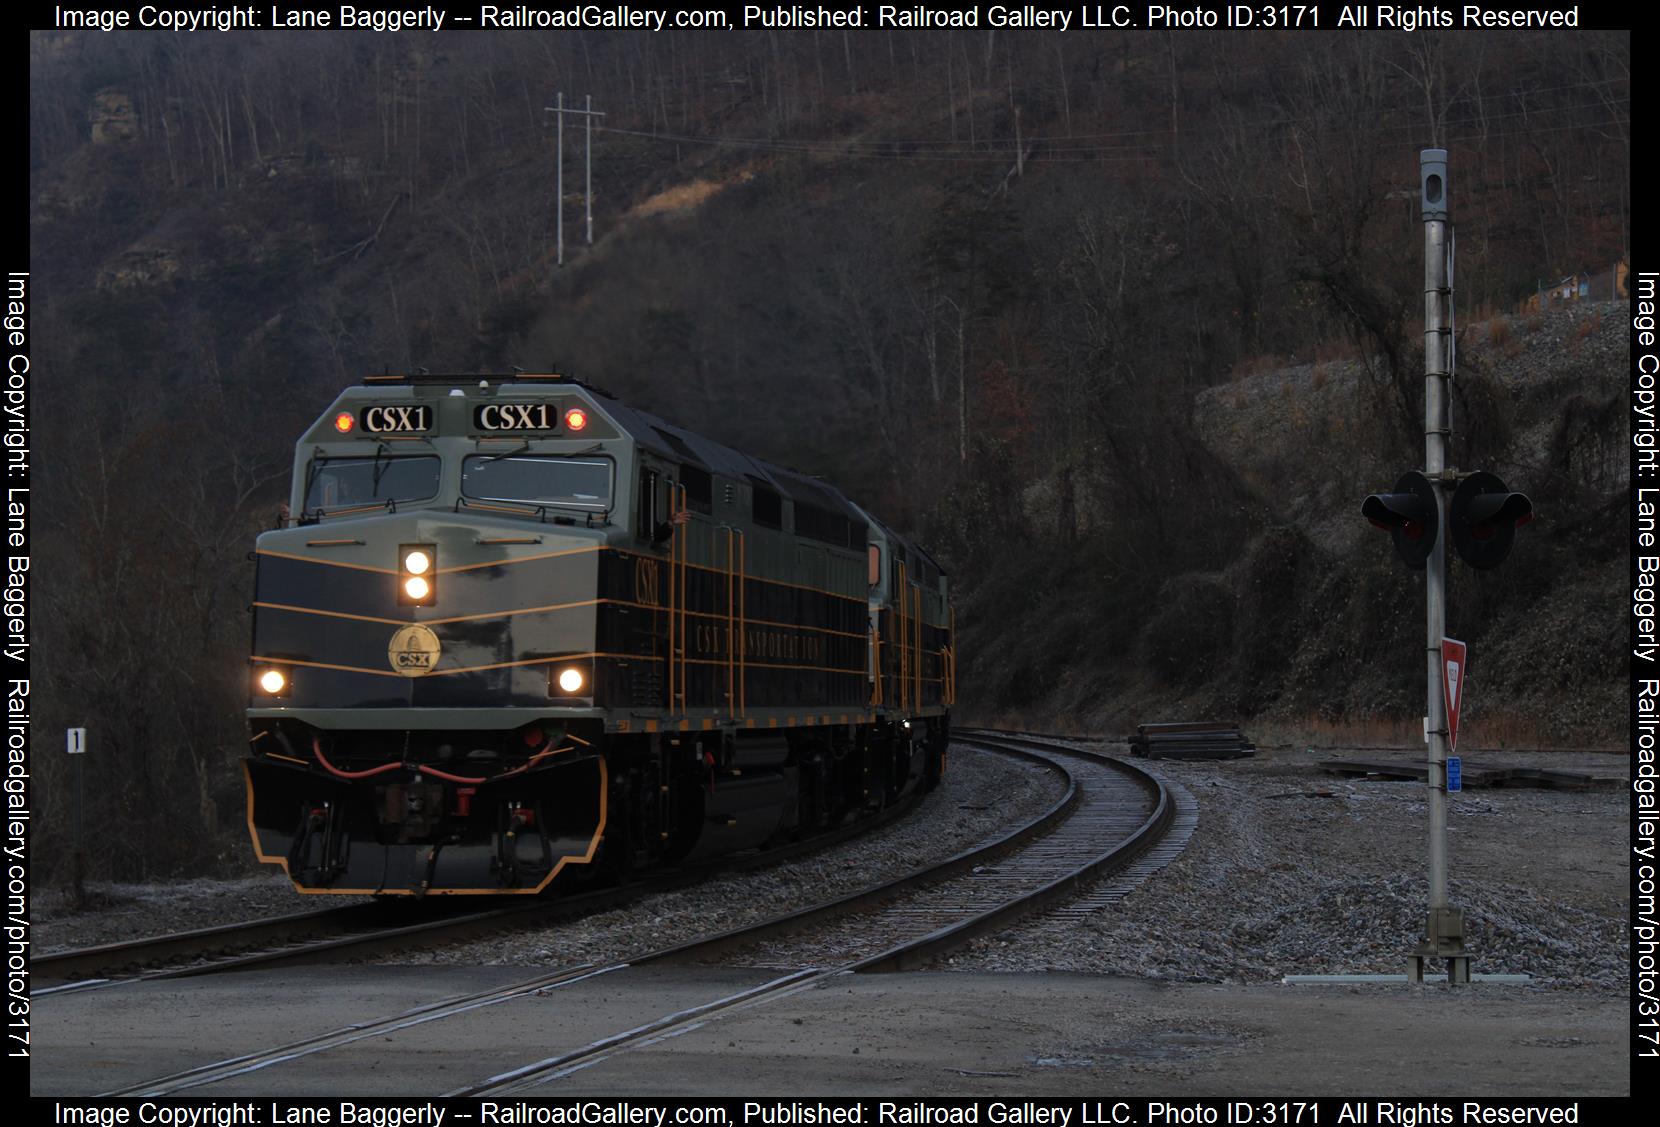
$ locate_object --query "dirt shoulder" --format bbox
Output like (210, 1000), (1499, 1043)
(949, 743), (1628, 991)
(550, 970), (1630, 1096)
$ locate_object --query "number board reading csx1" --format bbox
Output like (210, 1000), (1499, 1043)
(474, 402), (560, 431)
(361, 405), (432, 433)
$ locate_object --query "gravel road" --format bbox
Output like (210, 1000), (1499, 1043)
(949, 741), (1628, 992)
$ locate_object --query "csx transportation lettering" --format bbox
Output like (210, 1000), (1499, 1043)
(475, 403), (556, 431)
(362, 405), (432, 432)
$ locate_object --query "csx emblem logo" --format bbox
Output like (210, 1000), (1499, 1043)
(474, 403), (556, 431)
(387, 625), (442, 678)
(362, 405), (432, 433)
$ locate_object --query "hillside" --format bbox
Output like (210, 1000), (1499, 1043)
(959, 299), (1627, 745)
(24, 28), (1630, 879)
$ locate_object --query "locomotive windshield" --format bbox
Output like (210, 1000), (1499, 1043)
(461, 455), (613, 512)
(304, 455), (442, 512)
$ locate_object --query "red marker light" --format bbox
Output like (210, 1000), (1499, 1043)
(564, 407), (588, 432)
(334, 411), (355, 434)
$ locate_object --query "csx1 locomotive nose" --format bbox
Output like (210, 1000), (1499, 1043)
(251, 515), (601, 709)
(247, 504), (610, 894)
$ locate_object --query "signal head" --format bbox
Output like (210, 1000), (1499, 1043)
(1361, 471), (1439, 569)
(1449, 471), (1532, 569)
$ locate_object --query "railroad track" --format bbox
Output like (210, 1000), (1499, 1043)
(455, 735), (1177, 1096)
(36, 781), (931, 992)
(955, 729), (1201, 917)
(93, 732), (1188, 1098)
(34, 900), (481, 993)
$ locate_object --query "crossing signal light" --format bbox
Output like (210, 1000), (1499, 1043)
(1362, 471), (1438, 569)
(1449, 471), (1533, 570)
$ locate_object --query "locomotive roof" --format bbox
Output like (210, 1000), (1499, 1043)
(343, 373), (926, 563)
(599, 396), (866, 525)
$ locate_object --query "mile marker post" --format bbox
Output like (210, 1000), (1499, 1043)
(67, 727), (86, 905)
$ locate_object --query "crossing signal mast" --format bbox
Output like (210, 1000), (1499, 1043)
(1360, 151), (1533, 985)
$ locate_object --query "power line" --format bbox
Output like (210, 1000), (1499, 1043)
(544, 94), (606, 268)
(595, 95), (1627, 165)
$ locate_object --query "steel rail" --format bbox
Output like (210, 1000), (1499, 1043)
(41, 777), (930, 990)
(100, 740), (1070, 1097)
(99, 735), (1180, 1099)
(455, 735), (1175, 1095)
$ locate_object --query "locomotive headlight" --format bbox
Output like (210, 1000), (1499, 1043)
(556, 667), (585, 694)
(257, 668), (288, 695)
(397, 543), (437, 606)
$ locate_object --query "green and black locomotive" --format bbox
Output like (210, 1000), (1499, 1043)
(245, 373), (954, 895)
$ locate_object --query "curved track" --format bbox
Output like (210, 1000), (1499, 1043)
(36, 784), (934, 992)
(85, 733), (1187, 1098)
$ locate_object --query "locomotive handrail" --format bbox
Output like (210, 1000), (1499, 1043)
(870, 608), (883, 709)
(720, 525), (748, 720)
(670, 483), (688, 717)
(725, 526), (735, 720)
(738, 527), (747, 716)
(896, 561), (908, 712)
(913, 579), (923, 709)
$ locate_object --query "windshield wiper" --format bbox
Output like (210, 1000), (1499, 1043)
(478, 440), (531, 464)
(371, 442), (391, 493)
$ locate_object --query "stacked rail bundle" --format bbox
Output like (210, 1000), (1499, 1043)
(1128, 721), (1256, 760)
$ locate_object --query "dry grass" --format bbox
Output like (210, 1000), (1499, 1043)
(1231, 354), (1287, 380)
(632, 180), (725, 217)
(1311, 364), (1328, 391)
(1487, 317), (1513, 348)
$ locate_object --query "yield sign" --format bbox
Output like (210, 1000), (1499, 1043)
(1442, 637), (1468, 753)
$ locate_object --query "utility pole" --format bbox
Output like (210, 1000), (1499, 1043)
(555, 91), (563, 268)
(544, 94), (606, 269)
(585, 94), (595, 247)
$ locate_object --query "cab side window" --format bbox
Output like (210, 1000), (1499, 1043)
(636, 467), (659, 540)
